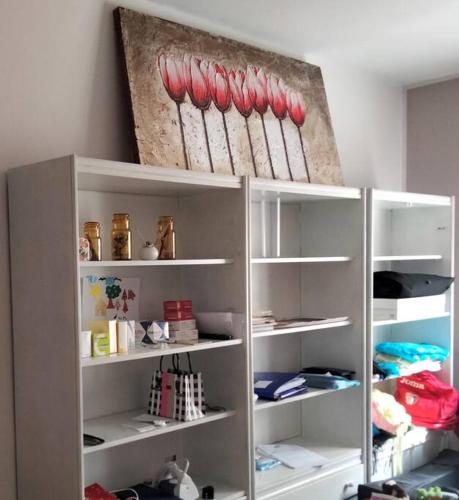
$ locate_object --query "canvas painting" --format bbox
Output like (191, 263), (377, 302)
(81, 275), (140, 323)
(115, 7), (343, 185)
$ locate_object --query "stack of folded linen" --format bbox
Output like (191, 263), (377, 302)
(374, 342), (449, 378)
(299, 367), (360, 390)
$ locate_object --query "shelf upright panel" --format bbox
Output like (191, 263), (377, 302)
(248, 177), (366, 499)
(8, 156), (83, 500)
(366, 188), (454, 482)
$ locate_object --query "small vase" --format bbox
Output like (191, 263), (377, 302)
(139, 242), (159, 260)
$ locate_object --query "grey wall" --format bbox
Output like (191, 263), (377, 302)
(0, 0), (406, 496)
(407, 78), (459, 386)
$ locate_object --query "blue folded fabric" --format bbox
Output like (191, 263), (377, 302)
(299, 373), (360, 390)
(374, 361), (400, 377)
(375, 342), (449, 363)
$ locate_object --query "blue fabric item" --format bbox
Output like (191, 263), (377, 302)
(375, 342), (449, 363)
(299, 373), (360, 390)
(375, 361), (400, 376)
(372, 424), (381, 437)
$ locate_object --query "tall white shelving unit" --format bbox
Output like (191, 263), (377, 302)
(366, 189), (454, 481)
(248, 178), (366, 499)
(8, 157), (251, 500)
(8, 158), (455, 499)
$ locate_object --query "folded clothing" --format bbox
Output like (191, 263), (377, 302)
(374, 353), (442, 378)
(298, 372), (360, 390)
(396, 371), (459, 430)
(374, 271), (454, 299)
(372, 389), (411, 435)
(254, 372), (308, 400)
(375, 342), (449, 363)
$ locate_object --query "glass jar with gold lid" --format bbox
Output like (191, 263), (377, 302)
(111, 213), (131, 260)
(84, 221), (102, 261)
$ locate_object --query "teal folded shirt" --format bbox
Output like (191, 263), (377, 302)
(375, 342), (449, 363)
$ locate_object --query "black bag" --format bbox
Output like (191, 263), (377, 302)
(374, 271), (454, 299)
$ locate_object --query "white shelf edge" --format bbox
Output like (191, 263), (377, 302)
(83, 409), (236, 454)
(76, 156), (242, 189)
(251, 257), (352, 264)
(254, 386), (357, 411)
(253, 319), (351, 338)
(372, 189), (452, 206)
(249, 177), (361, 199)
(82, 339), (243, 367)
(373, 312), (450, 327)
(80, 258), (234, 268)
(373, 255), (442, 262)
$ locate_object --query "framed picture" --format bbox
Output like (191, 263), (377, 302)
(115, 7), (343, 185)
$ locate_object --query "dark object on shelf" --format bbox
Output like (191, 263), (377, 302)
(373, 361), (388, 380)
(114, 483), (181, 499)
(83, 433), (105, 446)
(300, 366), (355, 380)
(202, 485), (215, 499)
(374, 271), (454, 299)
(199, 332), (233, 341)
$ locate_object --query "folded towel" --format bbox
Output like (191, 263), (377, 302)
(375, 342), (449, 363)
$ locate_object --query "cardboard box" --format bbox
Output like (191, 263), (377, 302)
(164, 300), (192, 311)
(164, 310), (193, 321)
(92, 332), (110, 357)
(89, 320), (117, 354)
(168, 319), (197, 331)
(171, 329), (199, 343)
(374, 294), (446, 321)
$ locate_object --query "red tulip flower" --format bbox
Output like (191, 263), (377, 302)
(158, 53), (189, 169)
(247, 65), (268, 114)
(286, 89), (306, 127)
(267, 75), (288, 120)
(183, 54), (211, 110)
(182, 54), (214, 171)
(247, 65), (273, 177)
(208, 62), (231, 113)
(228, 70), (253, 117)
(157, 53), (186, 103)
(286, 88), (310, 181)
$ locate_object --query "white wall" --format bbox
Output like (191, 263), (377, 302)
(0, 0), (405, 496)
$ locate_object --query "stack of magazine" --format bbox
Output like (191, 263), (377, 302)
(252, 311), (348, 333)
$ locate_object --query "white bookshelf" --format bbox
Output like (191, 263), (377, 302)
(249, 178), (365, 499)
(366, 188), (454, 482)
(8, 157), (454, 500)
(8, 156), (251, 500)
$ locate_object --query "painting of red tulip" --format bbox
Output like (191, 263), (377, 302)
(115, 7), (343, 185)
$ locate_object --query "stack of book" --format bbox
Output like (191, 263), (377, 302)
(163, 300), (198, 343)
(252, 311), (277, 333)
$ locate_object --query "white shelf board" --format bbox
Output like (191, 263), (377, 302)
(253, 319), (351, 339)
(76, 156), (241, 196)
(373, 312), (450, 327)
(254, 387), (352, 411)
(80, 258), (233, 268)
(255, 436), (362, 499)
(82, 339), (243, 367)
(84, 408), (236, 454)
(373, 255), (442, 262)
(251, 257), (352, 264)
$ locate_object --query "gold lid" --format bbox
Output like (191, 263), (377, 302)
(112, 213), (130, 230)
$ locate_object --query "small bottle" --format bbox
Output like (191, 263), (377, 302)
(84, 222), (102, 261)
(156, 216), (176, 260)
(111, 213), (131, 260)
